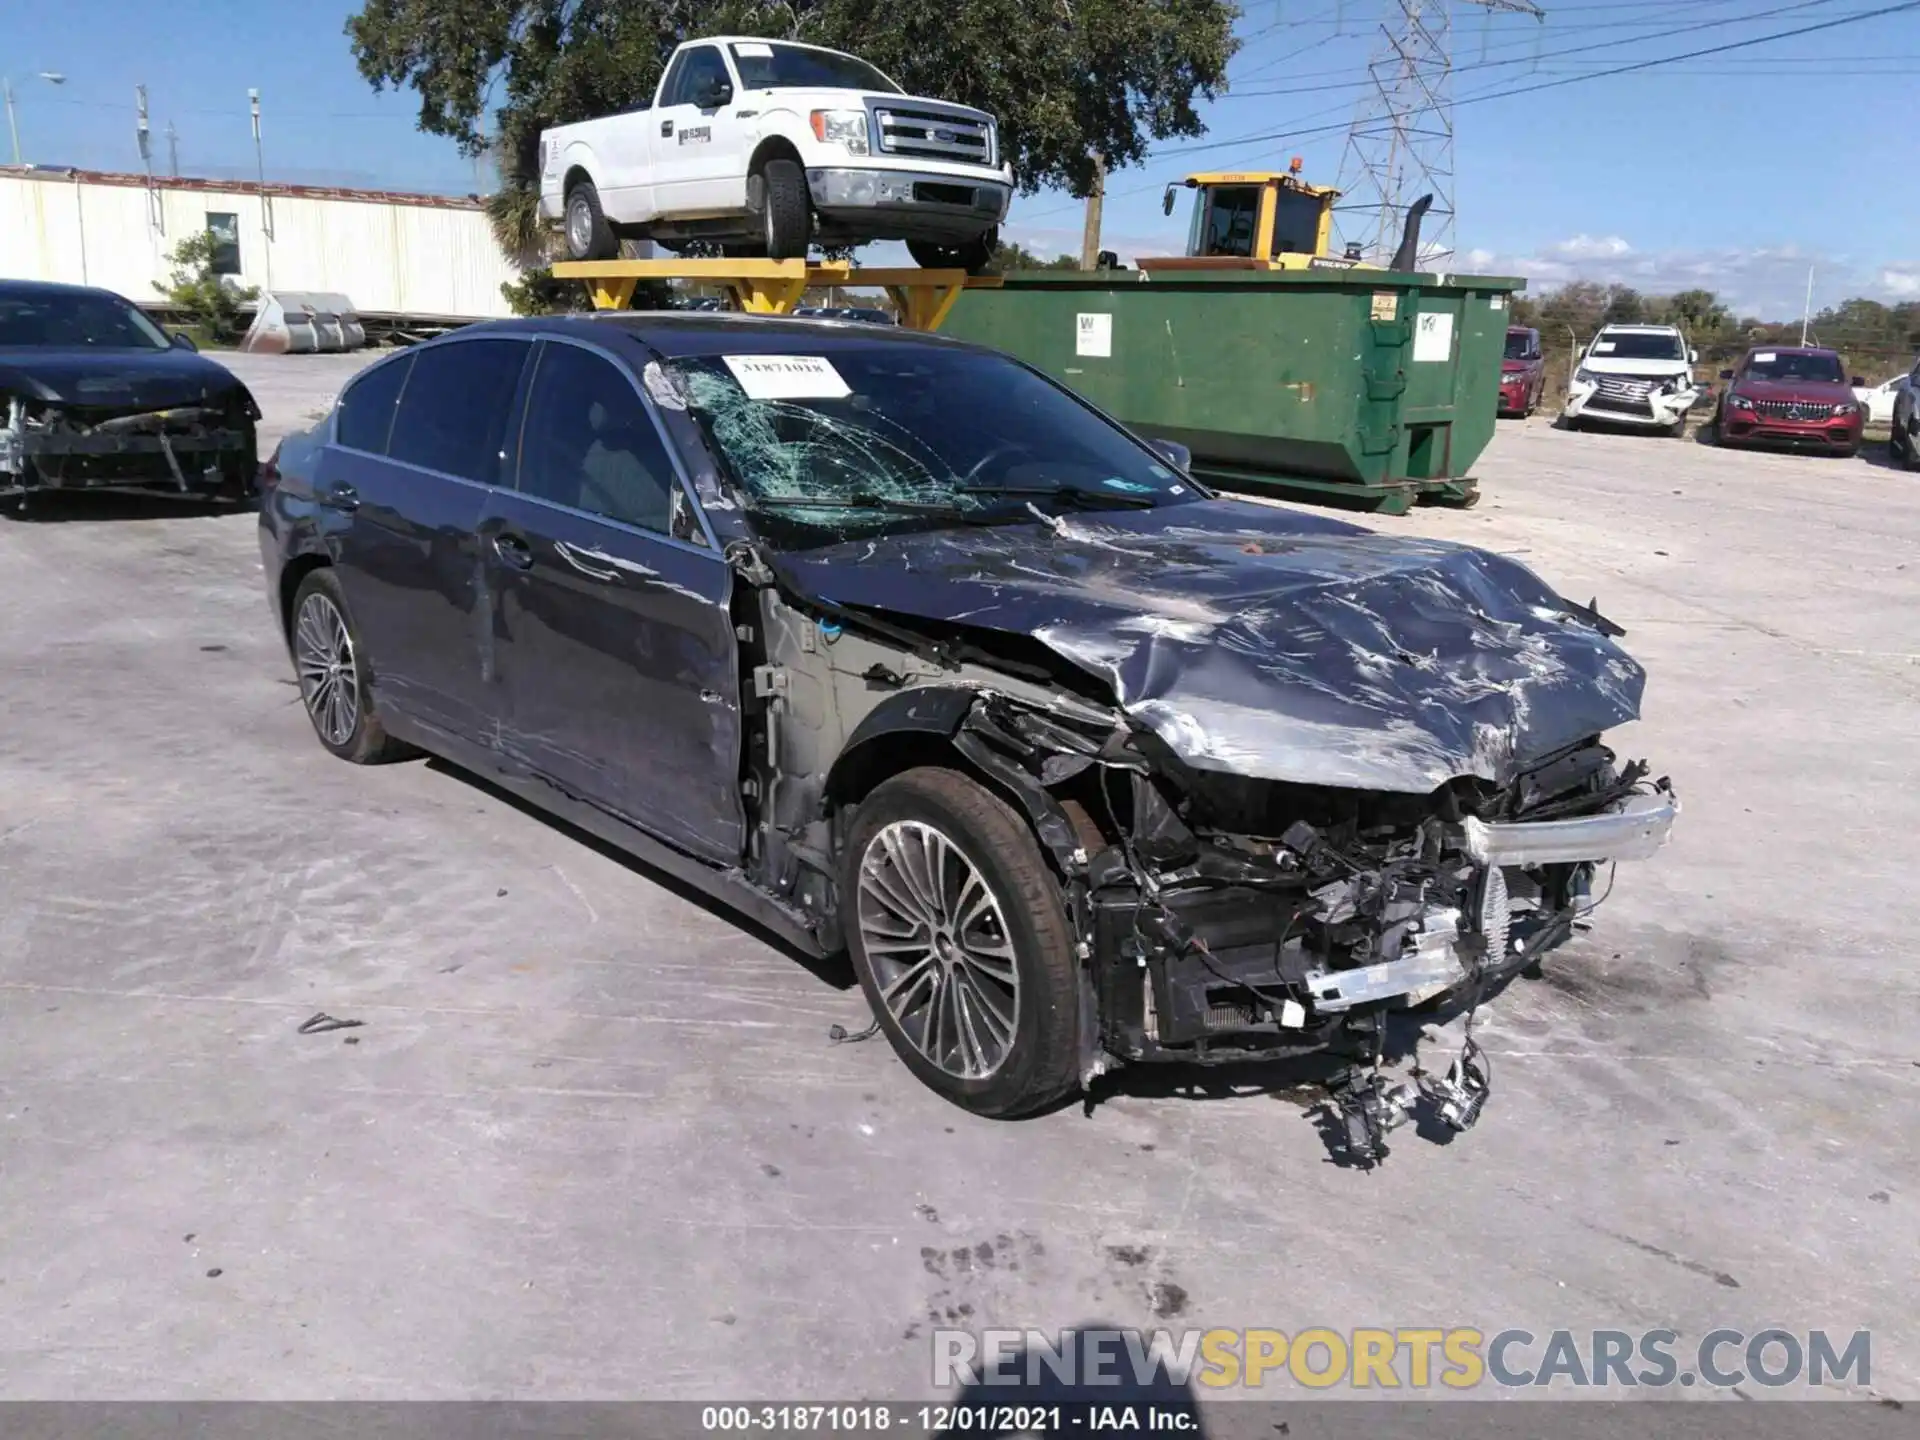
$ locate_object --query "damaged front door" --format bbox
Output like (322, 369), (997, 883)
(483, 339), (745, 863)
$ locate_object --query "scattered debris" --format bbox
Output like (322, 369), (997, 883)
(296, 1012), (363, 1036)
(829, 1017), (881, 1044)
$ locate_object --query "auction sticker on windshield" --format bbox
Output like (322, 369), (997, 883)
(723, 355), (851, 400)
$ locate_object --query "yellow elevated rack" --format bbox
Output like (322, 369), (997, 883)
(550, 258), (1003, 333)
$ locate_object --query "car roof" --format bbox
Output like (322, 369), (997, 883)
(1744, 344), (1838, 357)
(0, 278), (130, 302)
(461, 311), (970, 359)
(1596, 323), (1682, 334)
(696, 35), (857, 55)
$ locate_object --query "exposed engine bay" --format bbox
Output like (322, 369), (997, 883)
(719, 540), (1677, 1161)
(1, 391), (258, 503)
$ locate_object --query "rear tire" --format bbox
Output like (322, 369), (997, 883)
(289, 569), (414, 765)
(908, 228), (997, 276)
(841, 766), (1080, 1119)
(760, 157), (811, 260)
(564, 180), (618, 262)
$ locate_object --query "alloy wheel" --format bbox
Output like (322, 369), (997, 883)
(856, 820), (1020, 1079)
(567, 196), (592, 257)
(294, 592), (360, 748)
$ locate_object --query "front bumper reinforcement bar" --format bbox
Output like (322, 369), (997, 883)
(1459, 792), (1679, 867)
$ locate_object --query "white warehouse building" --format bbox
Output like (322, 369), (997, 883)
(0, 165), (524, 319)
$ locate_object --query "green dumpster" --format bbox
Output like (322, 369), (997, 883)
(939, 267), (1524, 514)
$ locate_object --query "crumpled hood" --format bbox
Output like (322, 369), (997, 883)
(0, 347), (248, 408)
(777, 499), (1646, 793)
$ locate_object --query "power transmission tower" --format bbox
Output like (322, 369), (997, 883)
(1335, 0), (1543, 267)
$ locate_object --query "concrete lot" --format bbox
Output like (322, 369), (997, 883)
(1, 351), (1915, 1400)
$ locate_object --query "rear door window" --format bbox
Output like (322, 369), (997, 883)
(335, 356), (412, 455)
(389, 339), (531, 484)
(516, 342), (678, 534)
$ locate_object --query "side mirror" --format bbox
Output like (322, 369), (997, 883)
(695, 78), (732, 109)
(1096, 249), (1120, 270)
(1689, 349), (1699, 363)
(1718, 368), (1734, 380)
(171, 331), (198, 353)
(1145, 437), (1192, 472)
(1161, 185), (1176, 217)
(1852, 375), (1866, 388)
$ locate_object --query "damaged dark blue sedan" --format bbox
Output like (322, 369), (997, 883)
(258, 314), (1676, 1147)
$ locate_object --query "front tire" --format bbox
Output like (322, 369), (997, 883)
(564, 181), (618, 262)
(760, 157), (811, 260)
(842, 766), (1080, 1118)
(908, 228), (998, 276)
(289, 569), (412, 765)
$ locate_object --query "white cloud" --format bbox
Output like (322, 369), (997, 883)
(1545, 234), (1633, 261)
(1454, 237), (1919, 317)
(1880, 267), (1920, 299)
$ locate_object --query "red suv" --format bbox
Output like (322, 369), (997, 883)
(1498, 326), (1544, 417)
(1711, 346), (1865, 457)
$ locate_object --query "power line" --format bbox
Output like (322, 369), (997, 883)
(1016, 0), (1918, 225)
(1226, 0), (1846, 99)
(1450, 0), (1920, 103)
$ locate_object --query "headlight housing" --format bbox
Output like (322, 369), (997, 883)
(1727, 393), (1754, 411)
(1573, 368), (1596, 386)
(809, 109), (870, 155)
(1831, 401), (1859, 417)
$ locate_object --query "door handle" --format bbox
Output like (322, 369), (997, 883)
(660, 119), (674, 137)
(492, 533), (535, 571)
(318, 482), (359, 512)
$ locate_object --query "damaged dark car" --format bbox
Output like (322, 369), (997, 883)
(259, 315), (1677, 1144)
(0, 279), (259, 510)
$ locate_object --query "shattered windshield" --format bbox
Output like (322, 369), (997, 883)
(0, 290), (171, 351)
(1743, 350), (1844, 383)
(664, 344), (1198, 542)
(728, 42), (901, 94)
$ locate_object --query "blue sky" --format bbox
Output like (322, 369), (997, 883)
(9, 0), (1917, 315)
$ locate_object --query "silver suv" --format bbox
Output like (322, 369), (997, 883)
(1891, 356), (1920, 470)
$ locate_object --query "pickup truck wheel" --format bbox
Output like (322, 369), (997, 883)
(908, 229), (997, 276)
(564, 181), (618, 261)
(760, 158), (811, 260)
(842, 766), (1080, 1119)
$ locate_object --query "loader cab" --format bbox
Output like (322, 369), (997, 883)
(1153, 161), (1343, 270)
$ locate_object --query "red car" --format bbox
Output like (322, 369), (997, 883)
(1711, 346), (1866, 457)
(1498, 326), (1544, 418)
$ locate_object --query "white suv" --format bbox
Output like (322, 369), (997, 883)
(539, 38), (1013, 271)
(1563, 324), (1704, 436)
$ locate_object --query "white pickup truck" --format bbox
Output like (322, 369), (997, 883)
(538, 37), (1013, 272)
